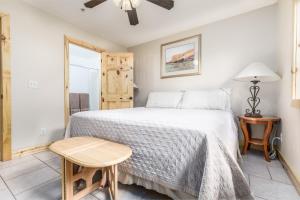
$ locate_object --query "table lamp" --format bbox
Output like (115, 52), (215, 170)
(234, 62), (280, 118)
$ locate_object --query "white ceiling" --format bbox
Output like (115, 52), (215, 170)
(23, 0), (277, 47)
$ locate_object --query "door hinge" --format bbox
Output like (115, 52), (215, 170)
(292, 67), (298, 74)
(0, 94), (3, 99)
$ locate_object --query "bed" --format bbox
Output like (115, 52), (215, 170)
(67, 106), (254, 200)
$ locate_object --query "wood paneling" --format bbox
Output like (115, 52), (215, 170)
(102, 53), (134, 109)
(0, 13), (11, 161)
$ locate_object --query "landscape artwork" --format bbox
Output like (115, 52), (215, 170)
(161, 35), (201, 78)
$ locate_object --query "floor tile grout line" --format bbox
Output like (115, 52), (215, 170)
(255, 195), (268, 200)
(33, 154), (61, 173)
(0, 175), (17, 200)
(245, 172), (271, 181)
(266, 164), (273, 180)
(43, 158), (61, 172)
(13, 177), (61, 197)
(266, 165), (293, 186)
(32, 153), (60, 163)
(248, 173), (294, 187)
(0, 156), (37, 170)
(9, 152), (62, 197)
(91, 192), (102, 200)
(1, 164), (48, 182)
(4, 155), (60, 196)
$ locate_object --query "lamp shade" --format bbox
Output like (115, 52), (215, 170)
(234, 62), (280, 82)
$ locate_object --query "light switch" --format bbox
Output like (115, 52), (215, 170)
(28, 80), (39, 89)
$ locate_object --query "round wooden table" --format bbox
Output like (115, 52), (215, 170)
(50, 137), (132, 200)
(238, 116), (280, 162)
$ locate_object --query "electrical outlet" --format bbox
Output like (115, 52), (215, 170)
(40, 128), (47, 136)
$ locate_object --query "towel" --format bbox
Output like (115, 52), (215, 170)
(69, 93), (80, 115)
(79, 93), (89, 112)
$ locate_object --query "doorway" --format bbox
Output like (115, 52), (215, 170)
(0, 13), (11, 161)
(64, 36), (104, 126)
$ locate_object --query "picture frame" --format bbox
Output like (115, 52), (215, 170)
(160, 34), (201, 79)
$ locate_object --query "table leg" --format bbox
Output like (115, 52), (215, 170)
(108, 165), (118, 200)
(61, 158), (65, 200)
(113, 165), (118, 200)
(61, 159), (73, 200)
(240, 119), (250, 154)
(100, 168), (107, 189)
(263, 121), (273, 162)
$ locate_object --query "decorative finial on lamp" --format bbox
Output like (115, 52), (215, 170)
(234, 62), (280, 118)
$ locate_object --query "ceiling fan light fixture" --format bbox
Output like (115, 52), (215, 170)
(113, 0), (141, 11)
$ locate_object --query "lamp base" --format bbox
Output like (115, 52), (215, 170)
(245, 80), (262, 118)
(244, 113), (262, 118)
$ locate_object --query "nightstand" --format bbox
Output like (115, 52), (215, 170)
(238, 116), (281, 162)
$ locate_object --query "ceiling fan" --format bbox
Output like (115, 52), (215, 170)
(84, 0), (174, 26)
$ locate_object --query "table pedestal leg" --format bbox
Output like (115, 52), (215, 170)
(240, 119), (250, 154)
(61, 158), (73, 200)
(108, 165), (118, 200)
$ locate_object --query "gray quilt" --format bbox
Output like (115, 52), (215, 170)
(67, 108), (254, 200)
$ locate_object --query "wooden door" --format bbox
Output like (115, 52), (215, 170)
(0, 14), (11, 161)
(101, 53), (133, 109)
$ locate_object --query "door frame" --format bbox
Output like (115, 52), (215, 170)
(64, 36), (105, 127)
(0, 12), (12, 161)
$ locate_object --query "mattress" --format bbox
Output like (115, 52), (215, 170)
(67, 107), (254, 200)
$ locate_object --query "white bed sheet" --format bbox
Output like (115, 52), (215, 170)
(68, 107), (238, 155)
(67, 108), (253, 200)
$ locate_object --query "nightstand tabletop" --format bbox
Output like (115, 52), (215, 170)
(238, 116), (280, 122)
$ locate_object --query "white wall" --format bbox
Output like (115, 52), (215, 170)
(277, 0), (300, 182)
(69, 44), (101, 110)
(0, 0), (126, 151)
(129, 5), (278, 118)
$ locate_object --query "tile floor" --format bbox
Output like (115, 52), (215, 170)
(0, 150), (298, 200)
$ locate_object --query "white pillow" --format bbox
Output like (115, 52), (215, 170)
(146, 92), (184, 108)
(180, 89), (231, 110)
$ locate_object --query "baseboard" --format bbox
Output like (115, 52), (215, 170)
(13, 143), (51, 159)
(277, 150), (300, 195)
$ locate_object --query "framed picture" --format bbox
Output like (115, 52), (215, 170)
(161, 35), (201, 79)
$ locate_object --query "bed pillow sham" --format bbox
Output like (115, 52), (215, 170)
(180, 89), (231, 110)
(146, 91), (183, 108)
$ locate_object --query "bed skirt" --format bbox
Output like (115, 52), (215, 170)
(118, 171), (196, 200)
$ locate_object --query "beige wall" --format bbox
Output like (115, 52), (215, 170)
(129, 5), (278, 118)
(277, 0), (300, 181)
(0, 0), (126, 151)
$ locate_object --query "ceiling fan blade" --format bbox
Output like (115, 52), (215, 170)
(84, 0), (107, 8)
(146, 0), (174, 10)
(127, 8), (139, 26)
